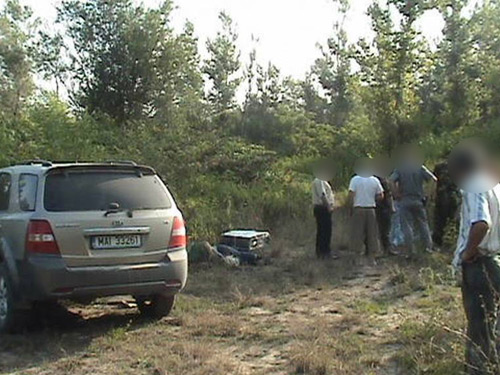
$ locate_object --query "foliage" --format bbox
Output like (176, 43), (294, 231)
(2, 0), (500, 240)
(0, 0), (35, 119)
(203, 11), (241, 115)
(57, 0), (203, 124)
(311, 0), (352, 127)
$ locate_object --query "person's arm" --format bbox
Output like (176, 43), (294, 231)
(319, 181), (333, 210)
(385, 182), (395, 212)
(321, 193), (329, 207)
(313, 180), (323, 205)
(422, 165), (438, 183)
(461, 221), (489, 263)
(389, 170), (401, 200)
(347, 178), (356, 215)
(375, 179), (384, 202)
(392, 180), (401, 199)
(327, 184), (335, 212)
(347, 191), (354, 216)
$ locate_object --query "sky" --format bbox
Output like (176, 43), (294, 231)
(8, 0), (447, 80)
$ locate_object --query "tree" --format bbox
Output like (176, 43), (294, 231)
(355, 0), (432, 153)
(467, 0), (500, 124)
(312, 0), (352, 127)
(33, 31), (67, 96)
(0, 0), (35, 118)
(203, 11), (241, 115)
(57, 0), (183, 123)
(300, 72), (328, 123)
(435, 0), (473, 130)
(152, 20), (206, 125)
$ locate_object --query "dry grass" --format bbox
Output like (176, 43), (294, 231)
(0, 217), (469, 375)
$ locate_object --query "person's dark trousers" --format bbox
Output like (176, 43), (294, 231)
(376, 208), (391, 253)
(314, 205), (332, 258)
(462, 256), (500, 375)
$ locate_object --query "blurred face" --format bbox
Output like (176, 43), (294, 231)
(354, 158), (373, 177)
(459, 166), (497, 193)
(403, 146), (423, 167)
(449, 141), (499, 193)
(314, 165), (333, 181)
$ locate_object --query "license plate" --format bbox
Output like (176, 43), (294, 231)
(91, 235), (142, 249)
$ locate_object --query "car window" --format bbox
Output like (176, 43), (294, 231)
(44, 169), (172, 212)
(19, 174), (38, 211)
(0, 173), (11, 211)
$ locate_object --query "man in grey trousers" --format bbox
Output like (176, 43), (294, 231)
(390, 146), (437, 255)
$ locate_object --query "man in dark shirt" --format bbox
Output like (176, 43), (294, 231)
(433, 160), (459, 247)
(390, 147), (437, 255)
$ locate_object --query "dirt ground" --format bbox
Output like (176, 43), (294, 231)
(0, 222), (465, 375)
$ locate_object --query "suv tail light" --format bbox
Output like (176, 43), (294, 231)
(168, 216), (187, 250)
(26, 220), (60, 255)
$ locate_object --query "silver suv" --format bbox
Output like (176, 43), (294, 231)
(0, 160), (188, 333)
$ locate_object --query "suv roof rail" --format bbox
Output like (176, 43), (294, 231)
(104, 160), (138, 166)
(20, 159), (53, 167)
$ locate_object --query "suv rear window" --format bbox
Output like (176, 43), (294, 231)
(44, 169), (172, 212)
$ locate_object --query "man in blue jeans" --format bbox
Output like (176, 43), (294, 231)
(390, 146), (437, 255)
(449, 145), (500, 375)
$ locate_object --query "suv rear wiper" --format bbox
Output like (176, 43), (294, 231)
(104, 202), (123, 217)
(104, 209), (124, 217)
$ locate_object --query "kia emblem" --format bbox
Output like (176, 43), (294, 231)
(112, 220), (124, 227)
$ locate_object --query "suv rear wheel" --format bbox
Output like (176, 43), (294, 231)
(135, 294), (175, 319)
(0, 266), (24, 334)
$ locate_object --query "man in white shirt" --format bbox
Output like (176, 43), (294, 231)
(348, 158), (384, 259)
(312, 164), (335, 259)
(448, 146), (500, 375)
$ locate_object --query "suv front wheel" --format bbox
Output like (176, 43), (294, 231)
(135, 294), (175, 319)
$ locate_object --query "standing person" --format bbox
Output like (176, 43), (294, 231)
(312, 164), (335, 259)
(448, 145), (500, 375)
(348, 158), (384, 262)
(433, 160), (460, 248)
(390, 146), (437, 255)
(374, 157), (396, 255)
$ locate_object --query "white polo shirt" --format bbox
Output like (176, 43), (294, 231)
(348, 175), (384, 208)
(453, 184), (500, 268)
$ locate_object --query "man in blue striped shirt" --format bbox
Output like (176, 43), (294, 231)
(449, 146), (500, 375)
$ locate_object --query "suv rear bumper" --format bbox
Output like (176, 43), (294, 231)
(17, 250), (188, 301)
